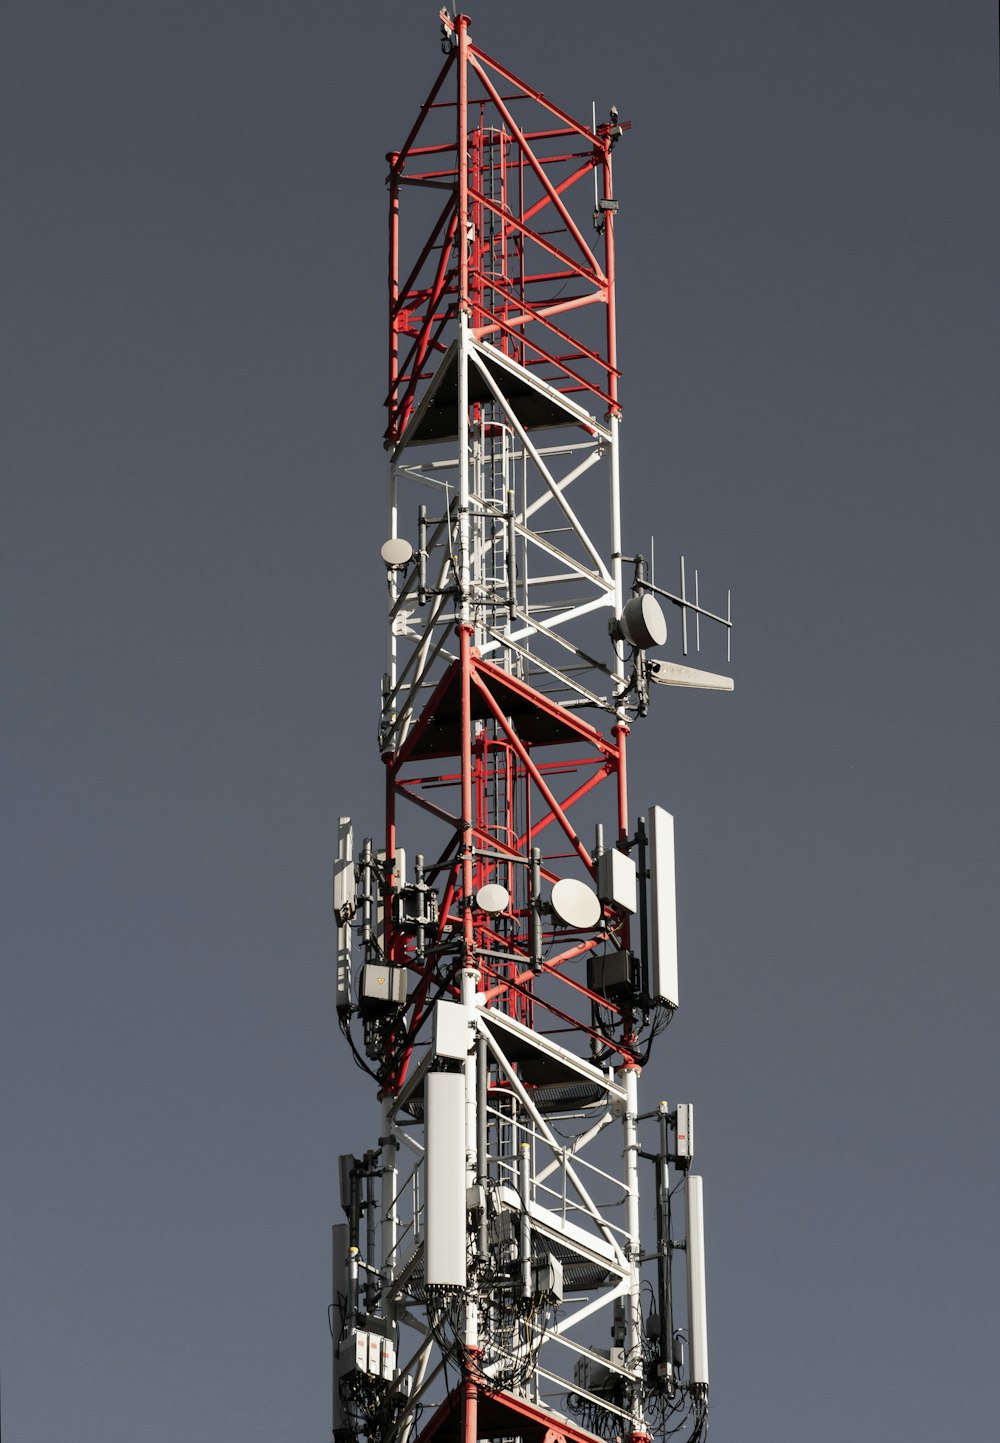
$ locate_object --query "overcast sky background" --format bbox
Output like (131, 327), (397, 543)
(3, 3), (998, 1440)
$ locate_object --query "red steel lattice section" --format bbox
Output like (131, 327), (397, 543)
(381, 647), (634, 1094)
(386, 10), (624, 444)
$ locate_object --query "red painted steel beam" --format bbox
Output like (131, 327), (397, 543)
(466, 187), (604, 287)
(470, 672), (594, 873)
(388, 47), (456, 180)
(468, 43), (602, 146)
(467, 54), (604, 281)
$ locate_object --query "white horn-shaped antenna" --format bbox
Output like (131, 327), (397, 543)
(648, 658), (733, 691)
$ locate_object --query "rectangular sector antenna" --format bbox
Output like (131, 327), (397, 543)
(333, 816), (354, 913)
(331, 1222), (350, 1433)
(425, 1070), (468, 1289)
(334, 817), (353, 1013)
(648, 805), (679, 1008)
(685, 1174), (709, 1388)
(675, 1101), (694, 1164)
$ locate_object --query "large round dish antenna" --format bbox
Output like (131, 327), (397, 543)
(620, 592), (667, 649)
(550, 877), (602, 930)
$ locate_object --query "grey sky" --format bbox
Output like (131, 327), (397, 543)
(3, 3), (998, 1440)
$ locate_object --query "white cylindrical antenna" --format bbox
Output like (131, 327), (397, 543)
(685, 1174), (709, 1391)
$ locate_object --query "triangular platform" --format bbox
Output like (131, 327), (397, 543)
(395, 340), (609, 448)
(395, 654), (618, 764)
(413, 1384), (606, 1443)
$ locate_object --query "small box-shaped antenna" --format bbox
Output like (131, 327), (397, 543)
(433, 999), (470, 1061)
(647, 806), (679, 1007)
(596, 847), (637, 914)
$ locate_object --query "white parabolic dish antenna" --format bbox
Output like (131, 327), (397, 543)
(620, 592), (667, 649)
(476, 883), (510, 914)
(550, 877), (602, 930)
(380, 537), (414, 566)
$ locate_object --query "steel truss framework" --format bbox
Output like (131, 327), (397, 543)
(333, 16), (722, 1443)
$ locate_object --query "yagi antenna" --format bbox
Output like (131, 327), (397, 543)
(642, 555), (732, 663)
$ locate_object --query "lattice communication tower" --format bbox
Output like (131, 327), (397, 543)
(331, 14), (732, 1443)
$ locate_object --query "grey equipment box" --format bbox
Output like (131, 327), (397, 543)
(360, 962), (407, 1011)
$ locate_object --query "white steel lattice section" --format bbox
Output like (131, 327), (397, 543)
(382, 342), (621, 756)
(373, 1003), (637, 1426)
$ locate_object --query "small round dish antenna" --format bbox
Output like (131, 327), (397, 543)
(550, 877), (602, 930)
(380, 537), (413, 567)
(476, 883), (510, 915)
(619, 592), (667, 649)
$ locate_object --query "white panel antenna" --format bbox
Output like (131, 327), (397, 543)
(331, 1222), (351, 1434)
(334, 817), (354, 1014)
(596, 847), (638, 914)
(333, 817), (355, 916)
(648, 805), (679, 1007)
(393, 847), (407, 889)
(331, 1222), (350, 1331)
(675, 1102), (694, 1164)
(425, 1071), (468, 1289)
(434, 1000), (471, 1061)
(685, 1174), (709, 1389)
